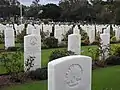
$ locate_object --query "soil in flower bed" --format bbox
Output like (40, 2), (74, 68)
(0, 74), (32, 89)
(0, 75), (12, 88)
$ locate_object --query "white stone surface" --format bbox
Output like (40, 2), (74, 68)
(17, 24), (24, 34)
(64, 25), (71, 33)
(24, 34), (41, 71)
(43, 24), (52, 33)
(32, 29), (40, 36)
(100, 33), (110, 60)
(27, 24), (35, 35)
(68, 34), (81, 55)
(34, 24), (42, 32)
(73, 25), (80, 34)
(54, 25), (64, 43)
(88, 26), (95, 44)
(4, 26), (15, 48)
(48, 55), (92, 90)
(104, 25), (110, 34)
(115, 27), (120, 41)
(0, 24), (6, 33)
(14, 24), (18, 30)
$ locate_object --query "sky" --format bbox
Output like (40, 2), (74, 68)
(20, 0), (60, 6)
(20, 0), (107, 6)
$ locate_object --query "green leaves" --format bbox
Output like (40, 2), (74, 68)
(49, 49), (76, 62)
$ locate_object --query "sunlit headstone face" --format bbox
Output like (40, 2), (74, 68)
(54, 24), (64, 43)
(4, 26), (15, 48)
(68, 34), (81, 55)
(48, 55), (92, 90)
(24, 35), (41, 71)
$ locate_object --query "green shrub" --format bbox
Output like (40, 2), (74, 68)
(41, 44), (49, 49)
(41, 42), (49, 49)
(28, 67), (47, 80)
(58, 41), (67, 48)
(6, 47), (19, 51)
(0, 33), (4, 44)
(81, 41), (89, 46)
(81, 31), (88, 40)
(88, 47), (99, 61)
(105, 56), (120, 65)
(0, 50), (35, 83)
(95, 60), (107, 67)
(0, 39), (3, 44)
(111, 45), (120, 57)
(81, 38), (90, 46)
(83, 38), (90, 45)
(0, 51), (24, 82)
(91, 40), (99, 45)
(44, 37), (58, 48)
(41, 31), (47, 42)
(96, 36), (110, 61)
(49, 49), (75, 62)
(110, 36), (117, 42)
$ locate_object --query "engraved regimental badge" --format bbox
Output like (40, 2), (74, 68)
(30, 37), (37, 46)
(65, 64), (83, 87)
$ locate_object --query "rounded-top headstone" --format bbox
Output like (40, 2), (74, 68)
(4, 26), (15, 48)
(68, 34), (81, 55)
(24, 34), (41, 71)
(48, 55), (92, 90)
(27, 24), (35, 35)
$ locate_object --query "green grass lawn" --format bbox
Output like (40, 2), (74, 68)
(2, 66), (120, 90)
(0, 43), (21, 49)
(0, 43), (4, 49)
(0, 45), (97, 74)
(41, 45), (97, 67)
(92, 66), (120, 90)
(0, 43), (119, 74)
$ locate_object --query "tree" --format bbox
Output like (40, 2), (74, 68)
(0, 0), (20, 22)
(59, 0), (96, 22)
(9, 0), (20, 5)
(40, 4), (61, 20)
(25, 5), (42, 19)
(32, 0), (40, 6)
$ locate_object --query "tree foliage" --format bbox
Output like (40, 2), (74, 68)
(1, 0), (120, 24)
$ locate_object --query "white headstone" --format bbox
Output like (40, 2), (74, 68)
(32, 29), (40, 36)
(24, 34), (41, 71)
(27, 24), (35, 35)
(14, 24), (18, 30)
(68, 34), (81, 55)
(17, 24), (24, 34)
(64, 25), (71, 33)
(48, 55), (92, 90)
(104, 25), (110, 34)
(54, 25), (63, 43)
(115, 28), (120, 41)
(34, 24), (41, 33)
(43, 24), (52, 33)
(4, 26), (15, 48)
(0, 24), (6, 33)
(88, 26), (95, 44)
(73, 25), (80, 34)
(100, 33), (110, 60)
